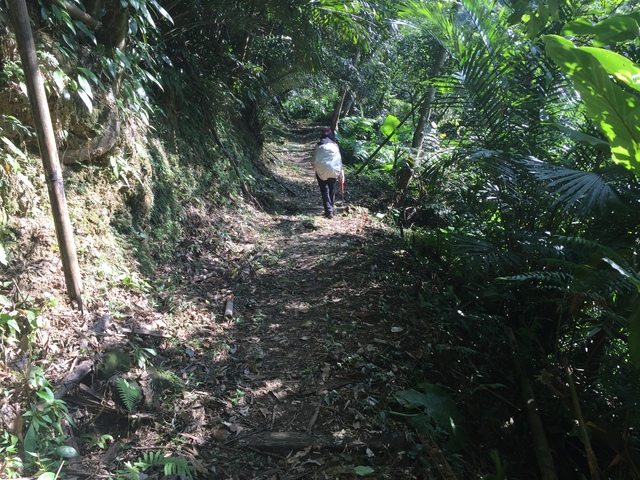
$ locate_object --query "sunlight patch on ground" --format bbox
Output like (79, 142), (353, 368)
(284, 300), (310, 313)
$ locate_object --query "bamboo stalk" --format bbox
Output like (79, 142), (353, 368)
(7, 0), (84, 311)
(564, 359), (601, 479)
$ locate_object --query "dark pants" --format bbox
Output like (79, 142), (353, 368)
(316, 175), (337, 217)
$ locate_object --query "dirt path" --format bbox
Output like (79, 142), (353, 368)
(187, 126), (426, 478)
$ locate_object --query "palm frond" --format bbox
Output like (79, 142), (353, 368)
(498, 270), (574, 289)
(453, 235), (525, 275)
(524, 157), (620, 216)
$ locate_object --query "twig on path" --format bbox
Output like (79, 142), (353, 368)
(306, 399), (321, 433)
(221, 426), (268, 446)
(238, 431), (409, 453)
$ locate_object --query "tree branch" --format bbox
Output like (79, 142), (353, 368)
(53, 0), (102, 29)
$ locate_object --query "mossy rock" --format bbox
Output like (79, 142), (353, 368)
(97, 349), (132, 380)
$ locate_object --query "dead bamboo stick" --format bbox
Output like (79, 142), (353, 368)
(7, 0), (84, 311)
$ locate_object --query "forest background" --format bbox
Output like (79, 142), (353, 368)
(1, 0), (640, 478)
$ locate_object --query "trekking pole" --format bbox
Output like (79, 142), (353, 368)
(340, 172), (345, 206)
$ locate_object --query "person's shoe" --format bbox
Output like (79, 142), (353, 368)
(325, 212), (334, 219)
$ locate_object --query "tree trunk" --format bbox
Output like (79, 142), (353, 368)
(411, 44), (447, 152)
(96, 0), (128, 50)
(395, 44), (449, 202)
(331, 51), (360, 132)
(507, 329), (558, 480)
(331, 87), (347, 133)
(341, 90), (355, 116)
(7, 0), (84, 311)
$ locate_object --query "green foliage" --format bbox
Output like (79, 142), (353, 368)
(0, 430), (24, 476)
(121, 450), (195, 479)
(115, 377), (142, 412)
(355, 465), (375, 476)
(543, 34), (640, 176)
(394, 383), (468, 451)
(481, 449), (507, 480)
(21, 367), (75, 472)
(33, 0), (170, 122)
(0, 285), (41, 343)
(129, 341), (157, 370)
(281, 87), (334, 122)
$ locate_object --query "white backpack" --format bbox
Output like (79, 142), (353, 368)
(313, 142), (342, 180)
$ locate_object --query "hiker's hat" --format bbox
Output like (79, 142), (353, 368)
(321, 127), (333, 137)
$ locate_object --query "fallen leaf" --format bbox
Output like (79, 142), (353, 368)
(212, 428), (230, 442)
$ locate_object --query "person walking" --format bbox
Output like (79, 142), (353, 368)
(311, 127), (343, 219)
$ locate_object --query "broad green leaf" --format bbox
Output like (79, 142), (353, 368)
(562, 15), (640, 46)
(149, 0), (173, 24)
(0, 294), (10, 306)
(538, 5), (548, 27)
(23, 423), (37, 457)
(396, 384), (468, 450)
(114, 48), (131, 69)
(77, 67), (100, 86)
(143, 69), (163, 90)
(75, 20), (96, 44)
(36, 386), (55, 403)
(77, 74), (93, 98)
(53, 70), (66, 91)
(548, 0), (559, 21)
(579, 47), (640, 93)
(37, 473), (56, 480)
(380, 115), (401, 142)
(1, 137), (27, 159)
(139, 3), (156, 29)
(56, 445), (79, 458)
(77, 89), (93, 113)
(547, 123), (609, 149)
(7, 318), (20, 333)
(355, 466), (375, 476)
(543, 35), (640, 176)
(602, 258), (640, 291)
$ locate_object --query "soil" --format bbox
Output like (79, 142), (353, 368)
(2, 125), (448, 479)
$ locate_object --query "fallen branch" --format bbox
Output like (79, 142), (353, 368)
(239, 431), (408, 453)
(53, 0), (102, 29)
(54, 359), (94, 399)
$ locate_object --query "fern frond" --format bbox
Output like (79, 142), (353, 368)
(115, 378), (141, 412)
(134, 451), (195, 480)
(497, 270), (573, 287)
